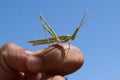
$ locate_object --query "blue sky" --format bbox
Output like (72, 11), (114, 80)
(0, 0), (120, 80)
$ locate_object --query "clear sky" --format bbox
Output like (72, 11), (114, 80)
(0, 0), (120, 80)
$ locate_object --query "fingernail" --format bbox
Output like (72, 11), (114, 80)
(27, 56), (42, 72)
(25, 51), (33, 55)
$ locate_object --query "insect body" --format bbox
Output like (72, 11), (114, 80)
(28, 11), (87, 46)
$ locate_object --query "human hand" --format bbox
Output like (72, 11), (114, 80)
(0, 42), (84, 80)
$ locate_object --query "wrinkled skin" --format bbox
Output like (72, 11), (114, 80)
(0, 42), (84, 80)
(0, 43), (65, 80)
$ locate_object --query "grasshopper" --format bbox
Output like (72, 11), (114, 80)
(28, 11), (87, 46)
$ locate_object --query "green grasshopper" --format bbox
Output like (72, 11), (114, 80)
(28, 11), (87, 46)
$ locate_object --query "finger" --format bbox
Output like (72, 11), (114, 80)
(49, 75), (65, 80)
(0, 42), (32, 79)
(24, 73), (65, 80)
(27, 44), (84, 75)
(40, 75), (65, 80)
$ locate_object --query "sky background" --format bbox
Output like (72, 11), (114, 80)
(0, 0), (120, 80)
